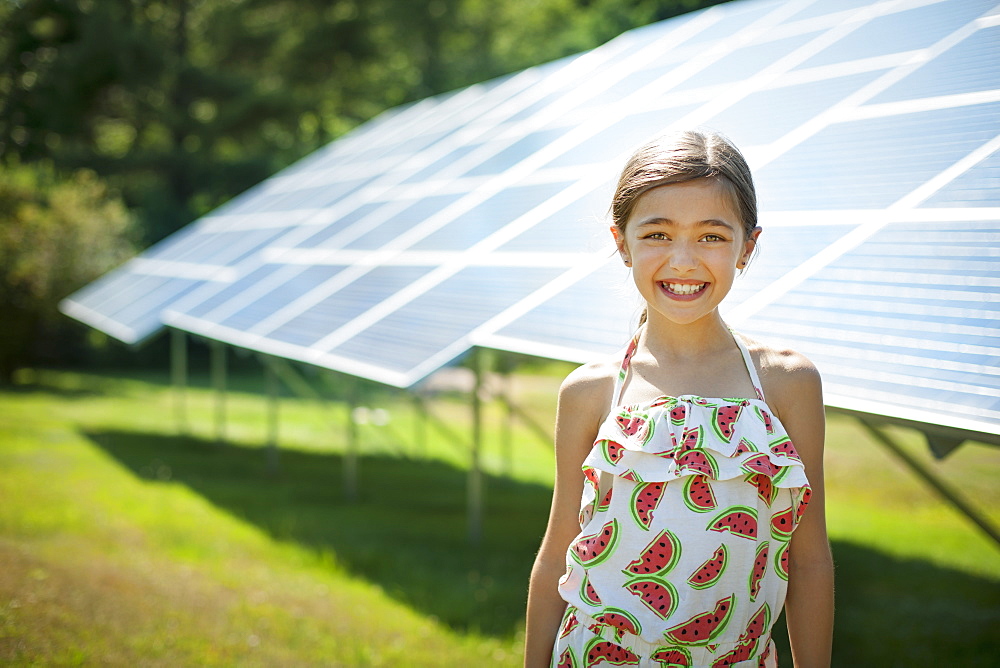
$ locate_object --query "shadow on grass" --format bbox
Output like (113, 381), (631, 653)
(85, 429), (1000, 661)
(84, 429), (550, 637)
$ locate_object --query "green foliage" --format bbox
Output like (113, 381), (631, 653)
(0, 161), (135, 381)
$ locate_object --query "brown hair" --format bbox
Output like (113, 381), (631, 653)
(610, 129), (758, 325)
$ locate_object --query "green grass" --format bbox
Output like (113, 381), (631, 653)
(1, 366), (998, 666)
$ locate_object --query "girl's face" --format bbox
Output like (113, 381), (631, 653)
(612, 178), (760, 327)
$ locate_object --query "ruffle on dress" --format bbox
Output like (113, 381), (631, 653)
(578, 395), (810, 528)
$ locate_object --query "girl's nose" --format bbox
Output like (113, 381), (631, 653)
(669, 242), (698, 272)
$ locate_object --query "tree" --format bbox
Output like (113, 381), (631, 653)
(0, 161), (136, 382)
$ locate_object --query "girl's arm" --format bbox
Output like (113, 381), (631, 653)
(524, 364), (610, 668)
(771, 357), (835, 667)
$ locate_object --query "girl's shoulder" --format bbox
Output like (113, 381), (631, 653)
(558, 355), (619, 431)
(737, 334), (823, 420)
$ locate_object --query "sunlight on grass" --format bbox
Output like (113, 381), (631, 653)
(1, 366), (998, 666)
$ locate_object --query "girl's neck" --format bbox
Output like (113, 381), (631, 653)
(640, 311), (735, 360)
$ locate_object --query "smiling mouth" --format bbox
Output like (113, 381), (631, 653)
(661, 282), (707, 295)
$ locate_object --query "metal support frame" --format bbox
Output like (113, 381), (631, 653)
(170, 329), (188, 436)
(265, 361), (280, 475)
(858, 419), (1000, 548)
(210, 340), (227, 444)
(345, 374), (359, 502)
(469, 348), (485, 545)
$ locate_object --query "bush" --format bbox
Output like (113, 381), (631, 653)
(0, 161), (136, 381)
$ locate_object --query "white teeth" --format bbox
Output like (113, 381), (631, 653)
(664, 282), (705, 295)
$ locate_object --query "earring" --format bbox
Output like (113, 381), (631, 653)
(623, 258), (631, 266)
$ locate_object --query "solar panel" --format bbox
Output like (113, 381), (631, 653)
(61, 0), (1000, 440)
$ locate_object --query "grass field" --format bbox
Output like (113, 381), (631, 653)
(1, 364), (998, 666)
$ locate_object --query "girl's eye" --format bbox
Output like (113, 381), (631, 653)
(702, 234), (727, 242)
(645, 232), (668, 240)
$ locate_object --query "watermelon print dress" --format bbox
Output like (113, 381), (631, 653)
(552, 330), (812, 668)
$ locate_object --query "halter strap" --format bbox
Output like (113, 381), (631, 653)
(611, 327), (765, 408)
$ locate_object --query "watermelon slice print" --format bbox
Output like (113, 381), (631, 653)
(559, 606), (579, 639)
(584, 638), (640, 667)
(580, 572), (602, 607)
(593, 607), (642, 643)
(794, 486), (812, 527)
(748, 541), (769, 601)
(770, 507), (794, 541)
(630, 481), (665, 530)
(733, 437), (756, 456)
(675, 449), (719, 479)
(774, 541), (790, 580)
(687, 544), (728, 590)
(678, 426), (703, 453)
(601, 439), (625, 466)
(753, 406), (774, 434)
(769, 436), (801, 462)
(742, 454), (779, 478)
(571, 519), (620, 567)
(620, 469), (644, 483)
(682, 475), (717, 513)
(746, 472), (776, 507)
(625, 576), (678, 620)
(670, 403), (687, 426)
(616, 409), (654, 446)
(596, 485), (614, 513)
(708, 506), (758, 540)
(712, 404), (743, 442)
(651, 646), (692, 667)
(555, 646), (578, 668)
(623, 528), (681, 576)
(663, 594), (736, 646)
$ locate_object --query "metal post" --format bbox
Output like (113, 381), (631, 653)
(859, 420), (1000, 547)
(211, 340), (227, 444)
(171, 329), (188, 436)
(413, 392), (427, 458)
(265, 360), (280, 474)
(469, 348), (485, 544)
(345, 375), (358, 502)
(502, 366), (514, 477)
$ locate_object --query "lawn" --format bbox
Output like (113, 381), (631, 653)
(1, 363), (998, 666)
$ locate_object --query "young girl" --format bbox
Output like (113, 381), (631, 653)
(524, 130), (834, 668)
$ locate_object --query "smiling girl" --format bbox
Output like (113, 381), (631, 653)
(524, 130), (834, 667)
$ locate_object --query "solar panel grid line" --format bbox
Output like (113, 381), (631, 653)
(830, 365), (999, 397)
(760, 208), (1000, 225)
(475, 333), (622, 365)
(770, 50), (919, 90)
(60, 299), (144, 344)
(754, 4), (990, 166)
(824, 383), (999, 423)
(170, 265), (315, 332)
(302, 178), (619, 354)
(661, 5), (890, 125)
(728, 134), (1000, 325)
(165, 75), (584, 327)
(262, 249), (595, 268)
(844, 89), (1000, 122)
(824, 393), (999, 438)
(756, 337), (1000, 377)
(127, 258), (238, 282)
(467, 258), (614, 349)
(762, 301), (1000, 332)
(746, 321), (997, 356)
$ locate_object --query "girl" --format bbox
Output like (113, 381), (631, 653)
(524, 130), (834, 668)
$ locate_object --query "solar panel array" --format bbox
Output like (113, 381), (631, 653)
(61, 0), (1000, 440)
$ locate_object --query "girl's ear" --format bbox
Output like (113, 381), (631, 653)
(740, 226), (762, 267)
(610, 225), (630, 266)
